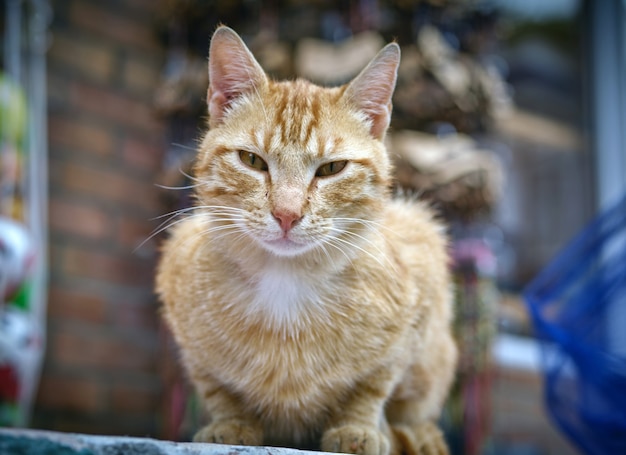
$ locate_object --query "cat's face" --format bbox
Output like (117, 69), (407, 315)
(194, 27), (400, 258)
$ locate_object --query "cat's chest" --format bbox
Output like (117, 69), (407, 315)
(244, 264), (327, 329)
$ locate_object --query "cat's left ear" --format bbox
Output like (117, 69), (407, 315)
(207, 26), (268, 127)
(343, 43), (400, 139)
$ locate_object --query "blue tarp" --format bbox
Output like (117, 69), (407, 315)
(524, 194), (626, 455)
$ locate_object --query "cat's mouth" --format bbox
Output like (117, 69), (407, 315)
(262, 236), (313, 257)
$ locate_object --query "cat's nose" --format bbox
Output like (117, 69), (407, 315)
(272, 209), (302, 233)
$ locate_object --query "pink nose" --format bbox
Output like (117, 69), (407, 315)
(272, 209), (302, 233)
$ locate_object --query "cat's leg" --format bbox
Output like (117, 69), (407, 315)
(321, 366), (399, 455)
(386, 398), (449, 455)
(385, 332), (456, 455)
(192, 379), (263, 445)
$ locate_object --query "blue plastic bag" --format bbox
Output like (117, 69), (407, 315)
(524, 194), (626, 455)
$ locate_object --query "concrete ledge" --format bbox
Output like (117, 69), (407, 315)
(0, 428), (319, 455)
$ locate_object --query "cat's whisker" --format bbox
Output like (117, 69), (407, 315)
(155, 182), (202, 191)
(331, 227), (391, 262)
(201, 219), (245, 228)
(210, 228), (249, 245)
(319, 237), (355, 267)
(176, 222), (245, 252)
(150, 204), (237, 230)
(197, 224), (242, 240)
(314, 241), (332, 265)
(147, 208), (224, 248)
(151, 206), (199, 221)
(333, 217), (401, 238)
(340, 230), (399, 273)
(327, 231), (392, 272)
(196, 227), (251, 254)
(151, 209), (213, 236)
(176, 168), (218, 192)
(203, 211), (247, 219)
(170, 142), (197, 152)
(177, 167), (204, 184)
(135, 211), (212, 252)
(312, 238), (333, 265)
(197, 205), (249, 215)
(146, 205), (247, 251)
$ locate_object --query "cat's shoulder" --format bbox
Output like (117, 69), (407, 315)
(385, 195), (444, 227)
(383, 196), (448, 247)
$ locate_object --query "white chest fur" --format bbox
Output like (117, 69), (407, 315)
(246, 264), (326, 331)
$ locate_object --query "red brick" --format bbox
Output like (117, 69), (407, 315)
(53, 330), (156, 372)
(122, 57), (162, 98)
(60, 162), (162, 213)
(38, 0), (166, 439)
(49, 197), (111, 240)
(37, 374), (103, 413)
(48, 287), (107, 324)
(111, 383), (159, 414)
(117, 217), (160, 255)
(122, 136), (163, 173)
(69, 1), (159, 53)
(49, 114), (115, 158)
(69, 81), (163, 133)
(111, 301), (159, 332)
(62, 246), (153, 287)
(49, 31), (115, 83)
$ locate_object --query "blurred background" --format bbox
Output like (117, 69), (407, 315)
(1, 0), (625, 454)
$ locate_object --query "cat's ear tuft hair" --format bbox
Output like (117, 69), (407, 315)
(207, 26), (267, 127)
(343, 43), (400, 139)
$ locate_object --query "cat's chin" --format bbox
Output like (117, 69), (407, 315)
(261, 237), (316, 258)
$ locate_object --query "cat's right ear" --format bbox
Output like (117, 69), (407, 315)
(207, 26), (267, 127)
(343, 43), (400, 140)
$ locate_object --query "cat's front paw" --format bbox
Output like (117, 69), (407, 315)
(193, 420), (263, 446)
(322, 425), (390, 455)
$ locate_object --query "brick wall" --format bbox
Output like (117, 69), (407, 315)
(33, 0), (167, 436)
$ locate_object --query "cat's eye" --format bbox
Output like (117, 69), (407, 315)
(315, 160), (348, 177)
(239, 151), (268, 171)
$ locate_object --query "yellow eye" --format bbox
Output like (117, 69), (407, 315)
(239, 151), (268, 171)
(316, 160), (348, 177)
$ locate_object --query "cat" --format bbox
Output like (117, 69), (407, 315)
(156, 26), (457, 455)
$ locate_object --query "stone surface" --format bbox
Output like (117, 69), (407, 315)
(0, 428), (320, 455)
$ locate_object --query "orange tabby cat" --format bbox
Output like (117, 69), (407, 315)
(157, 26), (457, 455)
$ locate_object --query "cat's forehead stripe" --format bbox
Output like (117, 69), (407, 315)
(271, 81), (323, 147)
(305, 94), (321, 145)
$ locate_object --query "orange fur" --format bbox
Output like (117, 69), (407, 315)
(156, 26), (457, 455)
